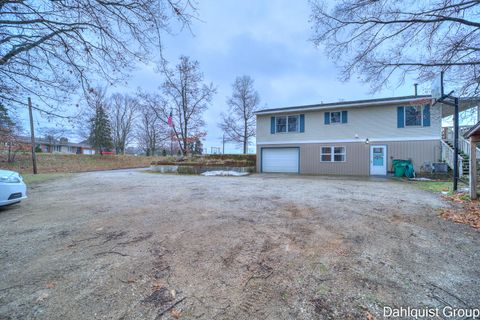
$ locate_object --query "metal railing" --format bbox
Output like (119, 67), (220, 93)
(441, 140), (464, 176)
(443, 126), (480, 159)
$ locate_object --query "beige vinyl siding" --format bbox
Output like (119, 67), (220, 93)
(257, 140), (440, 175)
(256, 104), (441, 143)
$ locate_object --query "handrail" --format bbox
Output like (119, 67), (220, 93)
(443, 126), (480, 159)
(441, 140), (464, 176)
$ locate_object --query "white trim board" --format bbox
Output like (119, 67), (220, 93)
(256, 136), (440, 145)
(255, 97), (432, 115)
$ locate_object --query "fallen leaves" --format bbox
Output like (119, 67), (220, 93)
(366, 311), (376, 320)
(441, 193), (480, 229)
(46, 282), (56, 289)
(152, 280), (164, 290)
(170, 308), (181, 319)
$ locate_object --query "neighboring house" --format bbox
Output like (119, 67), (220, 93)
(255, 95), (442, 176)
(17, 136), (96, 155)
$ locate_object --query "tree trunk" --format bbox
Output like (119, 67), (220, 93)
(243, 118), (248, 154)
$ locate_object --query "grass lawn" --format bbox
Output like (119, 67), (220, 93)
(413, 180), (454, 193)
(411, 179), (477, 197)
(21, 172), (72, 185)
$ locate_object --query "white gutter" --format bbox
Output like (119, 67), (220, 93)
(255, 97), (433, 115)
(256, 136), (440, 145)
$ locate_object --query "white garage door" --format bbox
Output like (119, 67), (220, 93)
(262, 148), (299, 173)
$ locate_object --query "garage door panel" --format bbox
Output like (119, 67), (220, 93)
(262, 148), (299, 173)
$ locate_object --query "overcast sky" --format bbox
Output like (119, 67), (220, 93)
(29, 0), (428, 153)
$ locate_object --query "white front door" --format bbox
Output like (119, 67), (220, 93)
(370, 145), (387, 175)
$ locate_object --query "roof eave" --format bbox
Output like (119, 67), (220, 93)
(464, 121), (480, 138)
(255, 96), (432, 115)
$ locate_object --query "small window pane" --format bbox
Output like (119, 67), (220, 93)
(330, 111), (341, 123)
(334, 147), (345, 154)
(276, 116), (287, 132)
(288, 116), (298, 132)
(334, 154), (345, 162)
(321, 147), (332, 162)
(405, 106), (422, 126)
(321, 154), (332, 161)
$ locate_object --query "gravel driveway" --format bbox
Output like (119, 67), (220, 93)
(0, 170), (478, 319)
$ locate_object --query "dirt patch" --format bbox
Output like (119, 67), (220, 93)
(0, 170), (478, 319)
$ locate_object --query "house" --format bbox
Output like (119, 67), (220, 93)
(17, 136), (96, 155)
(255, 95), (442, 176)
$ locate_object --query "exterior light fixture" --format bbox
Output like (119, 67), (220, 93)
(365, 138), (370, 144)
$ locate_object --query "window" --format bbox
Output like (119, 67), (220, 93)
(321, 146), (346, 162)
(288, 116), (299, 132)
(276, 116), (287, 133)
(276, 115), (299, 133)
(321, 147), (331, 162)
(334, 147), (346, 162)
(330, 111), (341, 124)
(405, 106), (422, 126)
(54, 145), (61, 152)
(325, 111), (347, 125)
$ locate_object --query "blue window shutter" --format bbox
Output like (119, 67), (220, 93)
(324, 112), (330, 125)
(270, 116), (275, 134)
(397, 106), (405, 128)
(423, 104), (430, 127)
(341, 111), (348, 123)
(299, 114), (305, 132)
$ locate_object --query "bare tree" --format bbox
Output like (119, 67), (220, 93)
(109, 93), (138, 154)
(310, 0), (480, 95)
(156, 56), (216, 155)
(38, 127), (74, 143)
(0, 1), (197, 115)
(219, 76), (259, 154)
(136, 92), (169, 156)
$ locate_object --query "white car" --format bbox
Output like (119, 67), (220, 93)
(0, 169), (27, 207)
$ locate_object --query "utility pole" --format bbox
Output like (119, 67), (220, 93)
(28, 97), (38, 174)
(453, 97), (459, 191)
(222, 134), (225, 154)
(433, 71), (459, 191)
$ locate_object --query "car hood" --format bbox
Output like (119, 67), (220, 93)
(0, 170), (20, 178)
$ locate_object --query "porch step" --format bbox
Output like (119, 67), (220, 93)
(442, 139), (471, 175)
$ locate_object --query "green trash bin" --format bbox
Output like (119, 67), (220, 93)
(392, 159), (411, 177)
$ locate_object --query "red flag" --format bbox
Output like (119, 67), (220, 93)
(167, 110), (173, 127)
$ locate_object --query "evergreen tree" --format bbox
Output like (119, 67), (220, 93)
(0, 104), (14, 131)
(88, 105), (113, 154)
(193, 138), (203, 155)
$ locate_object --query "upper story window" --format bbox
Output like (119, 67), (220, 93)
(397, 105), (430, 128)
(276, 115), (299, 133)
(330, 111), (342, 124)
(405, 106), (422, 126)
(324, 111), (347, 125)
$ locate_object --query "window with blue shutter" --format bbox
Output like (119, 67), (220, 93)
(341, 111), (348, 123)
(397, 106), (405, 128)
(270, 117), (275, 134)
(324, 112), (330, 125)
(423, 105), (430, 127)
(299, 114), (305, 132)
